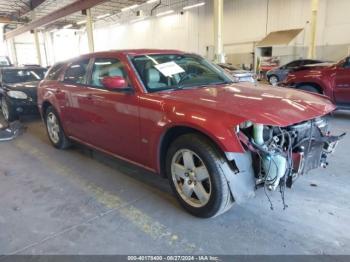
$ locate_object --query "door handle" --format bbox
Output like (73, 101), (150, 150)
(55, 88), (61, 94)
(86, 93), (93, 100)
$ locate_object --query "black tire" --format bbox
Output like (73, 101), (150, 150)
(298, 85), (320, 94)
(1, 96), (18, 122)
(268, 75), (279, 85)
(44, 106), (71, 149)
(166, 134), (233, 218)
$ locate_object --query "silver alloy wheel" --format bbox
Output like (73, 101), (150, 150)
(269, 75), (278, 86)
(1, 97), (9, 121)
(46, 112), (60, 144)
(171, 149), (211, 208)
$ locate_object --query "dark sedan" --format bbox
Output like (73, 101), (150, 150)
(0, 67), (47, 121)
(266, 59), (325, 85)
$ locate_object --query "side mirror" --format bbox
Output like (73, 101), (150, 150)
(102, 76), (132, 92)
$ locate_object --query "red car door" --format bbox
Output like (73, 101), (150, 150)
(333, 58), (350, 106)
(76, 56), (142, 163)
(59, 58), (93, 141)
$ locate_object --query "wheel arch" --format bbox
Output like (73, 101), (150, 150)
(268, 74), (279, 80)
(295, 82), (324, 94)
(41, 100), (70, 137)
(41, 100), (52, 118)
(157, 125), (236, 177)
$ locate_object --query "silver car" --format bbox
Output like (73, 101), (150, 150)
(217, 63), (256, 83)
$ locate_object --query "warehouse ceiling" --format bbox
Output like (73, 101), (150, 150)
(1, 0), (199, 35)
(0, 0), (148, 20)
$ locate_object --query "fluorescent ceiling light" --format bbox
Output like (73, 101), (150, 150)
(156, 10), (174, 17)
(63, 24), (73, 29)
(147, 0), (157, 3)
(130, 17), (146, 23)
(183, 2), (205, 10)
(97, 13), (110, 19)
(77, 20), (86, 25)
(121, 4), (139, 12)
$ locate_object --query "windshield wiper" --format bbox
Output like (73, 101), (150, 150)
(175, 81), (231, 91)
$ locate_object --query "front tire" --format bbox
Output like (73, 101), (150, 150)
(1, 96), (18, 122)
(166, 134), (233, 218)
(45, 106), (71, 149)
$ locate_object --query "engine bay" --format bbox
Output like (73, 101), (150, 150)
(237, 117), (344, 209)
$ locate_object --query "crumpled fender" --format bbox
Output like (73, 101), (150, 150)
(223, 151), (256, 204)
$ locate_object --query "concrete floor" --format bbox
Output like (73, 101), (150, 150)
(0, 112), (349, 255)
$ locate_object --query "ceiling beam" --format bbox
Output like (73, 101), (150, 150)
(5, 0), (109, 39)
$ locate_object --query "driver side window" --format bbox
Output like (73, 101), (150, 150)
(89, 58), (127, 88)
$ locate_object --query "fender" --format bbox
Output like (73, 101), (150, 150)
(152, 101), (247, 174)
(286, 68), (336, 102)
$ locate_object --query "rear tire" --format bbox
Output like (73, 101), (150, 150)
(1, 96), (18, 122)
(166, 134), (233, 218)
(298, 85), (320, 94)
(45, 106), (71, 149)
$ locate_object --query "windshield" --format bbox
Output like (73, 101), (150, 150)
(2, 68), (46, 84)
(131, 54), (233, 92)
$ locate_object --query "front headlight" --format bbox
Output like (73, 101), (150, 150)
(7, 90), (28, 99)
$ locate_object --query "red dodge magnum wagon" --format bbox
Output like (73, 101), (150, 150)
(38, 50), (343, 218)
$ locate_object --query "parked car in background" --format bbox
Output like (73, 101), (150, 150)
(0, 56), (12, 67)
(38, 50), (342, 218)
(0, 66), (47, 121)
(266, 59), (325, 85)
(217, 63), (256, 83)
(283, 56), (350, 110)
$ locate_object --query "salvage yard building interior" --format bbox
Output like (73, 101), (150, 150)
(0, 0), (350, 259)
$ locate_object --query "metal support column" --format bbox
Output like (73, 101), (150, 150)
(213, 0), (225, 63)
(86, 8), (95, 52)
(34, 29), (42, 65)
(8, 38), (18, 65)
(308, 0), (319, 59)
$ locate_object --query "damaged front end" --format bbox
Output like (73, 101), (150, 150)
(225, 116), (345, 208)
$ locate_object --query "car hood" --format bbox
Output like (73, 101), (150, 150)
(4, 81), (39, 99)
(158, 83), (335, 126)
(5, 81), (39, 91)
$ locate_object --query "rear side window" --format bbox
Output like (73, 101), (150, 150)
(45, 63), (64, 80)
(89, 58), (127, 88)
(63, 59), (90, 84)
